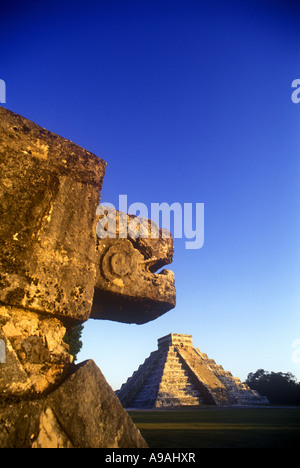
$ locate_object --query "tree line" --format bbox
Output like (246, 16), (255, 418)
(245, 369), (300, 405)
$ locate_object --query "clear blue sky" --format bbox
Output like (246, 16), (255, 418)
(1, 0), (300, 389)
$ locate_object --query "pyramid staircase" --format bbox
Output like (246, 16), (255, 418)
(116, 334), (268, 408)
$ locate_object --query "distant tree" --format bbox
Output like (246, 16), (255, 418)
(63, 324), (84, 362)
(245, 369), (300, 405)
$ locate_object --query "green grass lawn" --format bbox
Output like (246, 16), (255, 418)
(128, 406), (300, 448)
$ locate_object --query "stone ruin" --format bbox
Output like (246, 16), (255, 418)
(116, 333), (269, 408)
(0, 107), (176, 448)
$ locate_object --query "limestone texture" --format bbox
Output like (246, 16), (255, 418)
(116, 334), (269, 408)
(0, 107), (106, 322)
(0, 360), (148, 448)
(0, 305), (71, 398)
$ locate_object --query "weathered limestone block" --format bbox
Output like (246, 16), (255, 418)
(92, 208), (176, 324)
(0, 107), (106, 322)
(0, 360), (148, 448)
(0, 305), (72, 398)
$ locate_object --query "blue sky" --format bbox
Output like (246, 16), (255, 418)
(1, 0), (300, 389)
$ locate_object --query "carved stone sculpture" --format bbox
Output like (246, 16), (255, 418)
(0, 107), (175, 447)
(92, 209), (176, 324)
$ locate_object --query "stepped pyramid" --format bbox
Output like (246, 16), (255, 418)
(116, 334), (268, 408)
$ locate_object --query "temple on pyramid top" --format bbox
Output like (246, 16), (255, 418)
(116, 333), (269, 408)
(157, 333), (193, 348)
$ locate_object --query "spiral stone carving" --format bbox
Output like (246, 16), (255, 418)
(100, 240), (140, 283)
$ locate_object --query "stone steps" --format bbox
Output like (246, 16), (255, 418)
(130, 346), (203, 407)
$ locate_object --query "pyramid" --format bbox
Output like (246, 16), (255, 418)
(116, 333), (268, 408)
